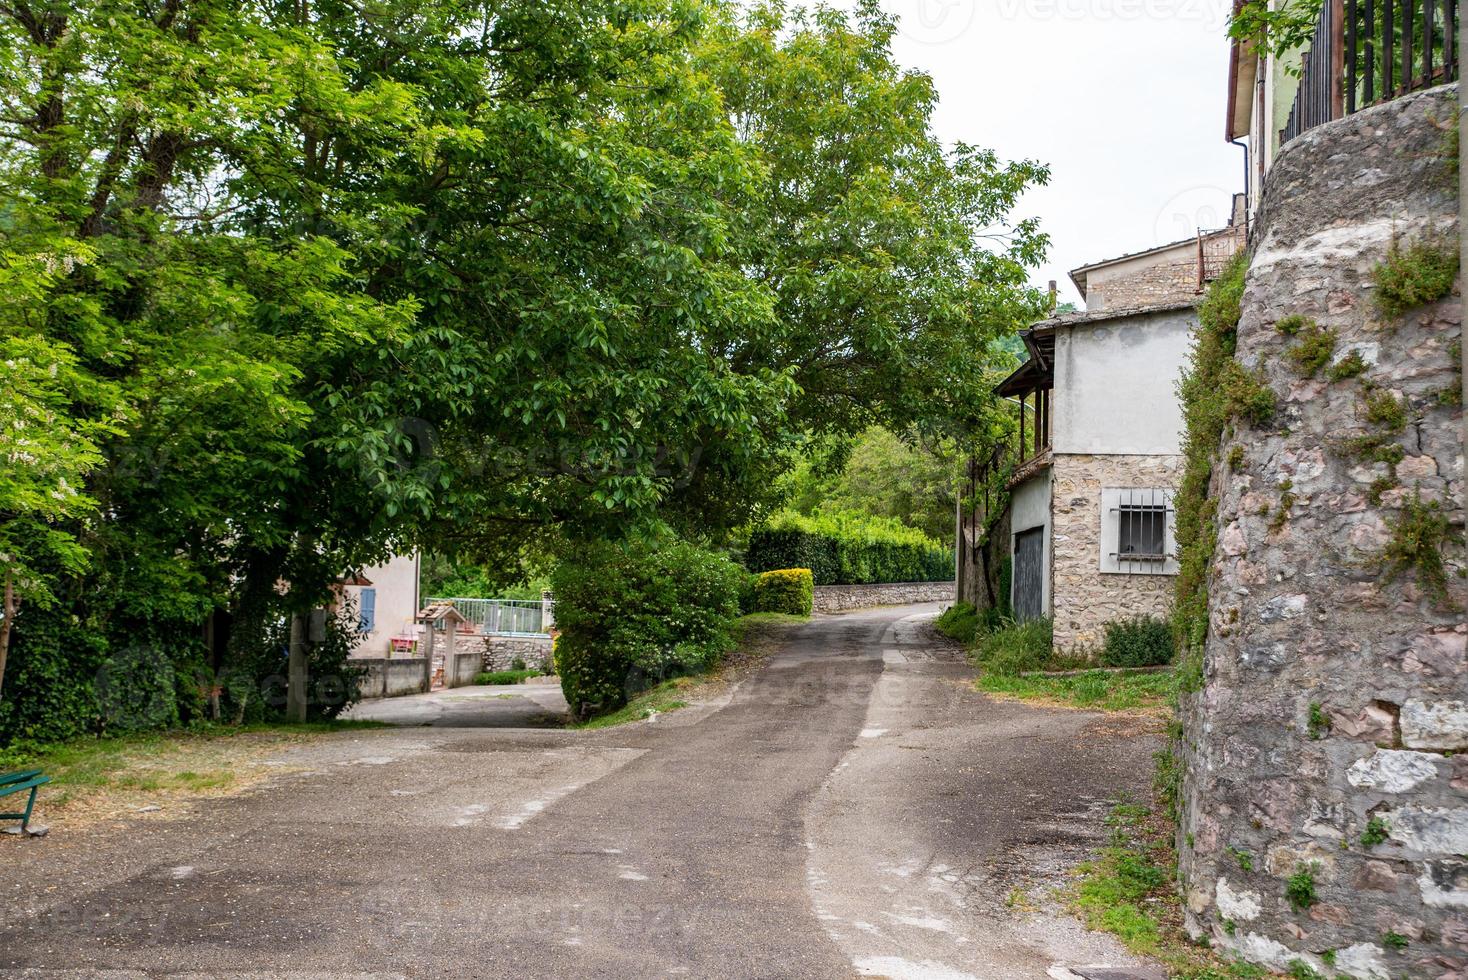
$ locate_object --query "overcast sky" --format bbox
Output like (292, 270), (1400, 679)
(806, 0), (1246, 306)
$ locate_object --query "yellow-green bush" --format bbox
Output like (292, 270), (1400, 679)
(751, 568), (814, 617)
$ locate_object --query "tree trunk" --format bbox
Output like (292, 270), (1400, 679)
(0, 572), (16, 702)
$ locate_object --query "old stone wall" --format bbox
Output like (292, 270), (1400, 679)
(1179, 85), (1466, 976)
(812, 581), (955, 613)
(1050, 452), (1181, 651)
(1087, 225), (1245, 311)
(478, 634), (554, 673)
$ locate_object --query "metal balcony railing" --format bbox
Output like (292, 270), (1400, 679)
(1284, 0), (1459, 143)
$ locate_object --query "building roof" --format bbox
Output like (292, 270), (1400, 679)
(1068, 237), (1205, 299)
(1225, 0), (1257, 142)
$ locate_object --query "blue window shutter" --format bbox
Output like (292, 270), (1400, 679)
(360, 588), (376, 633)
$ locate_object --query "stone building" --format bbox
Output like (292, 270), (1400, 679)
(983, 213), (1244, 651)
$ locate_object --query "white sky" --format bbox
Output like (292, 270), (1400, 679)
(809, 0), (1246, 306)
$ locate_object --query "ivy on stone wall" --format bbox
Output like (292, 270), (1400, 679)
(1171, 253), (1251, 660)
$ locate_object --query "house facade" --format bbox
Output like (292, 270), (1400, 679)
(977, 209), (1245, 652)
(340, 552), (422, 658)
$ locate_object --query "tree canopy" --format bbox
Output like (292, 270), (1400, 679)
(0, 0), (1047, 737)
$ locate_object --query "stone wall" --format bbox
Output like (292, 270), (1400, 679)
(1050, 452), (1181, 651)
(1087, 224), (1245, 311)
(1179, 85), (1467, 975)
(476, 634), (554, 673)
(813, 581), (955, 613)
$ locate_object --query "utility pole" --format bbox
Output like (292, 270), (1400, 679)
(287, 611), (308, 723)
(1460, 77), (1466, 503)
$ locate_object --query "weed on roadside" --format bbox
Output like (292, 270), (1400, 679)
(1067, 800), (1269, 979)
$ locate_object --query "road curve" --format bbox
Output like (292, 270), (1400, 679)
(0, 604), (1159, 979)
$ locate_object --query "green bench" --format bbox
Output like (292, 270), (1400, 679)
(1, 769), (50, 835)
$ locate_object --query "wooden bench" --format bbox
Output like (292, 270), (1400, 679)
(1, 769), (50, 835)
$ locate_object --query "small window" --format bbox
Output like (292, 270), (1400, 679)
(1100, 488), (1176, 575)
(1117, 504), (1167, 560)
(359, 587), (377, 634)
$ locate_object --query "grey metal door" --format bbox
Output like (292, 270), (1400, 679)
(1012, 527), (1045, 622)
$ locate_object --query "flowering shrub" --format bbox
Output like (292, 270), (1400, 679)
(551, 540), (745, 720)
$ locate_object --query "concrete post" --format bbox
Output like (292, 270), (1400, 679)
(420, 620), (435, 691)
(286, 611), (308, 723)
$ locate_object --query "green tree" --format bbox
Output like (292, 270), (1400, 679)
(703, 0), (1051, 444)
(783, 427), (962, 542)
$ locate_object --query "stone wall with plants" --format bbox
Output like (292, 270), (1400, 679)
(1177, 85), (1465, 975)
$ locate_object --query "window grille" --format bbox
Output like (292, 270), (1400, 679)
(1100, 488), (1177, 576)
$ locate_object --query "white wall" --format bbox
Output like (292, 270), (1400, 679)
(346, 552), (420, 658)
(1008, 469), (1053, 617)
(1052, 308), (1194, 456)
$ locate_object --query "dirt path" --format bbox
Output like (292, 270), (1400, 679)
(0, 604), (1160, 979)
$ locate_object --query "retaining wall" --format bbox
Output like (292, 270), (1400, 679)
(1178, 84), (1466, 975)
(353, 657), (429, 700)
(812, 581), (954, 613)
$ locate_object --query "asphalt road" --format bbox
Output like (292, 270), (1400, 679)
(0, 604), (1160, 980)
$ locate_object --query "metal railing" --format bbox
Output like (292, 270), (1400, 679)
(425, 598), (551, 637)
(1284, 0), (1458, 143)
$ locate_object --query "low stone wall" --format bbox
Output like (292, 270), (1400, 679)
(353, 656), (428, 700)
(477, 634), (554, 673)
(812, 581), (954, 613)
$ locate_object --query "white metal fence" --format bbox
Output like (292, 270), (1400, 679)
(425, 598), (551, 637)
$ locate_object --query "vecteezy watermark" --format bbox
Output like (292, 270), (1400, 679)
(1152, 185), (1235, 247)
(993, 0), (1231, 30)
(891, 0), (978, 45)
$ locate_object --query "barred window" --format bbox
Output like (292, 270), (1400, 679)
(1100, 488), (1176, 575)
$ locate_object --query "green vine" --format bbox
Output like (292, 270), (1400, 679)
(1228, 0), (1324, 68)
(1382, 489), (1461, 610)
(1373, 236), (1460, 320)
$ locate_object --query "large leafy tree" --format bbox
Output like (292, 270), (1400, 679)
(702, 0), (1051, 446)
(0, 0), (1049, 737)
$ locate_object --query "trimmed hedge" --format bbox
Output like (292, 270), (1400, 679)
(751, 568), (814, 616)
(551, 540), (745, 720)
(745, 510), (953, 585)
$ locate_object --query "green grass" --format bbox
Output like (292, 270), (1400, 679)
(978, 668), (1174, 714)
(732, 612), (809, 632)
(0, 720), (387, 816)
(473, 669), (544, 685)
(572, 678), (694, 730)
(1069, 801), (1270, 980)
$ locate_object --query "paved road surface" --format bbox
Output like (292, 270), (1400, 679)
(1, 604), (1160, 979)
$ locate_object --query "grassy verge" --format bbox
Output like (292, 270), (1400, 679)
(978, 668), (1175, 716)
(574, 612), (805, 730)
(573, 677), (697, 730)
(1069, 800), (1267, 980)
(473, 668), (545, 685)
(0, 720), (385, 827)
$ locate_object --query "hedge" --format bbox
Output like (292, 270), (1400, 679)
(550, 540), (745, 719)
(751, 568), (814, 617)
(745, 510), (953, 585)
